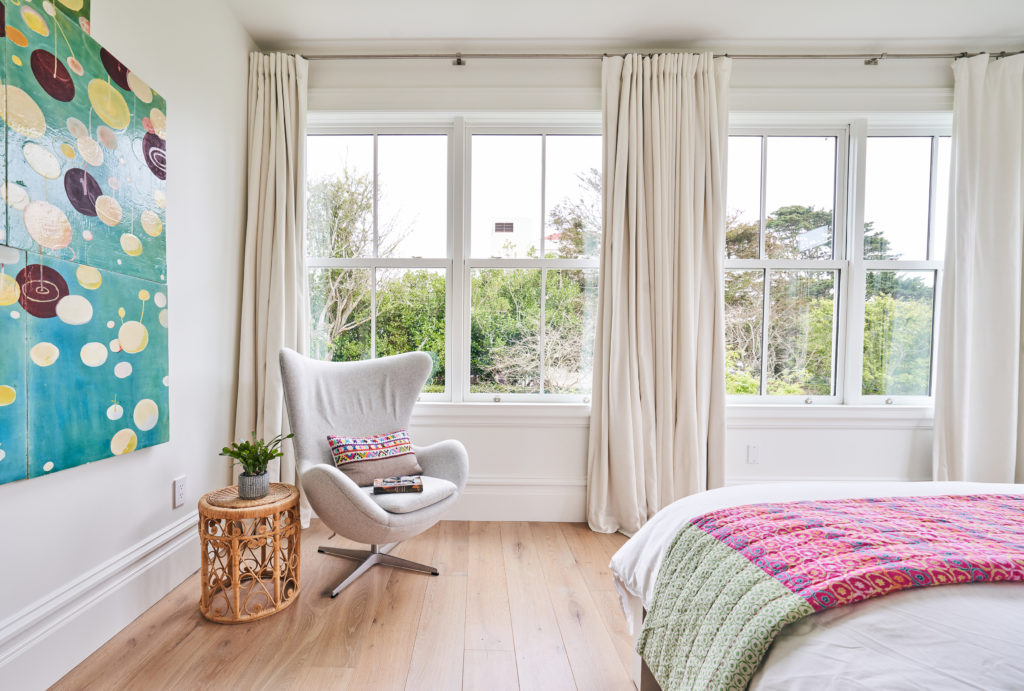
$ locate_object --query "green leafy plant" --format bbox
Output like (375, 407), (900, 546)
(220, 432), (294, 476)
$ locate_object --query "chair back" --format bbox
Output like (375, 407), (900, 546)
(279, 348), (432, 476)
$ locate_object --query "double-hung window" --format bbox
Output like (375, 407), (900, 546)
(724, 117), (950, 404)
(304, 117), (602, 402)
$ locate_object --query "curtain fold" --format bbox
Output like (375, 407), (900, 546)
(587, 53), (731, 535)
(933, 54), (1024, 483)
(234, 53), (311, 523)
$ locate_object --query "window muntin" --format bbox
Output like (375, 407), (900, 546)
(305, 121), (600, 403)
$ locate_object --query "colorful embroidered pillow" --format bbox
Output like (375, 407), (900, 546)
(327, 430), (422, 487)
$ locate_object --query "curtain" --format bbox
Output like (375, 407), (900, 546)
(234, 53), (311, 522)
(934, 54), (1024, 483)
(587, 53), (731, 535)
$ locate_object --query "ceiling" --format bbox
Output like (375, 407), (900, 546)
(226, 0), (1024, 53)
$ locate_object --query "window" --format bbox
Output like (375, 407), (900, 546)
(724, 120), (950, 404)
(305, 119), (601, 402)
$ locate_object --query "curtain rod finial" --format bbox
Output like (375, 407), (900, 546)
(452, 52), (466, 66)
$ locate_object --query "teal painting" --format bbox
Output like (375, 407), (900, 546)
(0, 0), (169, 485)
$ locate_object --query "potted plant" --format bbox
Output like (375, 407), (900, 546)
(220, 432), (294, 499)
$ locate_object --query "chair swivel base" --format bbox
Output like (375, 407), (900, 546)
(318, 542), (439, 597)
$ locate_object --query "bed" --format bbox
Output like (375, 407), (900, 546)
(610, 481), (1024, 690)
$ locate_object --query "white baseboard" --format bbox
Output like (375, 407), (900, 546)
(0, 511), (200, 690)
(448, 476), (587, 522)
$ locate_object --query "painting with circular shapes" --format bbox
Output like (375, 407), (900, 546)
(1, 2), (166, 285)
(0, 0), (169, 486)
(23, 256), (169, 478)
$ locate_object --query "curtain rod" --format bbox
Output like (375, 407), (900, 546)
(301, 50), (1024, 65)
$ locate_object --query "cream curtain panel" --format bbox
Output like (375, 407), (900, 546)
(933, 54), (1024, 483)
(587, 53), (731, 535)
(234, 53), (310, 521)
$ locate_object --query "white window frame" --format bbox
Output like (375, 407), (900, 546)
(725, 114), (951, 406)
(305, 113), (602, 404)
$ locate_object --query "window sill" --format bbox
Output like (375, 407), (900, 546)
(411, 401), (591, 428)
(727, 404), (934, 429)
(410, 401), (933, 430)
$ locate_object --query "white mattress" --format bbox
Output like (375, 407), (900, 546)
(610, 481), (1024, 690)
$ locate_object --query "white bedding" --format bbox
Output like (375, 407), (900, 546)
(610, 481), (1024, 690)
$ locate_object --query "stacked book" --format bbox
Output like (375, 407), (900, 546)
(373, 476), (424, 494)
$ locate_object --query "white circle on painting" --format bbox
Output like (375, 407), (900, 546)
(110, 429), (137, 456)
(43, 461), (54, 472)
(106, 403), (124, 421)
(29, 342), (59, 366)
(163, 375), (169, 387)
(109, 338), (122, 353)
(80, 342), (108, 367)
(0, 449), (5, 462)
(1, 183), (29, 210)
(11, 311), (20, 319)
(76, 265), (102, 290)
(118, 321), (148, 353)
(96, 196), (122, 227)
(140, 210), (162, 237)
(23, 142), (61, 179)
(77, 137), (103, 166)
(56, 295), (93, 325)
(114, 362), (132, 378)
(133, 399), (158, 431)
(66, 117), (88, 139)
(154, 292), (167, 308)
(158, 309), (168, 328)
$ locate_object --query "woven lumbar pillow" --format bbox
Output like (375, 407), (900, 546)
(327, 430), (423, 487)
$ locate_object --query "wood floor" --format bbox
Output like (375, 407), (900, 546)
(56, 520), (634, 690)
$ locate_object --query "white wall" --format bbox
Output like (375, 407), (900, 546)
(0, 2), (253, 688)
(306, 48), (948, 523)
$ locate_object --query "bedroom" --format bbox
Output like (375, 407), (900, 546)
(0, 0), (1022, 689)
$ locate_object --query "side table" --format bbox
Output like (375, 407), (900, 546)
(198, 482), (301, 623)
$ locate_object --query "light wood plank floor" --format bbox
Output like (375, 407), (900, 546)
(55, 521), (634, 690)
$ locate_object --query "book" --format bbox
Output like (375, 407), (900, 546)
(373, 475), (424, 494)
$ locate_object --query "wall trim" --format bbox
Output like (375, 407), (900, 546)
(309, 86), (602, 112)
(730, 87), (953, 112)
(448, 475), (587, 521)
(724, 475), (925, 486)
(0, 510), (198, 679)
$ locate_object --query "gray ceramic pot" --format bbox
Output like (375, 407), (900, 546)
(238, 472), (269, 500)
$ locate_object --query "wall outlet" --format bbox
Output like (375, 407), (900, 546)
(746, 444), (760, 465)
(173, 475), (186, 508)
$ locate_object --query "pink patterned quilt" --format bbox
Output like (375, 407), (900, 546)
(638, 494), (1024, 690)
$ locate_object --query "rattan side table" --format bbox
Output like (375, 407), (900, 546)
(198, 483), (301, 623)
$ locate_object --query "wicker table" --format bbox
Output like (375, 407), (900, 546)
(198, 483), (300, 623)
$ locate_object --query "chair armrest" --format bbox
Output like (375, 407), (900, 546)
(413, 440), (469, 492)
(301, 462), (391, 527)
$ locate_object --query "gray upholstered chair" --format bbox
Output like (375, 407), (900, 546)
(279, 348), (468, 597)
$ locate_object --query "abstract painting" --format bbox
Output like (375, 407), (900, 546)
(0, 0), (168, 484)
